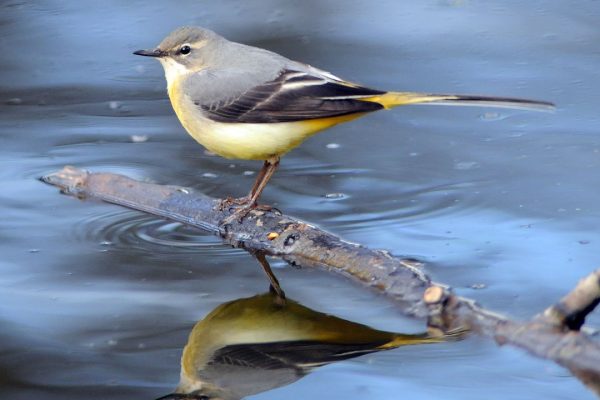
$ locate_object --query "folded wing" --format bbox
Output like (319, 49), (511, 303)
(198, 69), (386, 123)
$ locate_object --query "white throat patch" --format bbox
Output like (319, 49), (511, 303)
(159, 58), (190, 90)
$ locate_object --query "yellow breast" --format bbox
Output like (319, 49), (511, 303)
(168, 80), (363, 160)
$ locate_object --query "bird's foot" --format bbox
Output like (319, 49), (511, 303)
(219, 197), (275, 225)
(220, 204), (255, 225)
(219, 195), (252, 211)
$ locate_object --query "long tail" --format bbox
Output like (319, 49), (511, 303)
(363, 91), (555, 112)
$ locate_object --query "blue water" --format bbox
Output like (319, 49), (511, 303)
(1, 1), (599, 399)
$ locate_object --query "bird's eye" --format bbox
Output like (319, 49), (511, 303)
(179, 45), (191, 55)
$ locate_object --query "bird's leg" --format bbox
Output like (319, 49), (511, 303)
(254, 251), (286, 305)
(220, 157), (280, 223)
(248, 156), (279, 206)
(248, 160), (272, 201)
(219, 162), (268, 210)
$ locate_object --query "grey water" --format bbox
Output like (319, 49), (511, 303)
(1, 1), (599, 399)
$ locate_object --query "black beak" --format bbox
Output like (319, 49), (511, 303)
(133, 48), (166, 58)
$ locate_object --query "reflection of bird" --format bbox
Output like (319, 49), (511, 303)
(134, 26), (554, 221)
(156, 293), (444, 400)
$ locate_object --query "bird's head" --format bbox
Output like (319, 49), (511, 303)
(134, 26), (221, 86)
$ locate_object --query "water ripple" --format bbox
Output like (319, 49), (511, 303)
(74, 211), (240, 256)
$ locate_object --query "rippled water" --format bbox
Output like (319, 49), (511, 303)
(1, 1), (599, 399)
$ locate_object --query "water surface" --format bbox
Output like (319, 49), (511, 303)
(1, 1), (599, 399)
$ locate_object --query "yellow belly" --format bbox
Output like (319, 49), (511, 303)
(169, 85), (363, 160)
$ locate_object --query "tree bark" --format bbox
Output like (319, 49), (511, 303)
(42, 166), (600, 394)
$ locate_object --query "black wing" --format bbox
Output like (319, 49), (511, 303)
(198, 69), (385, 123)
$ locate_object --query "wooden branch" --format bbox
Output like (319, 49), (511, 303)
(42, 166), (431, 317)
(541, 269), (600, 330)
(41, 166), (600, 393)
(424, 279), (600, 391)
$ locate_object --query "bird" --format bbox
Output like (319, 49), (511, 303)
(134, 26), (554, 221)
(155, 292), (447, 400)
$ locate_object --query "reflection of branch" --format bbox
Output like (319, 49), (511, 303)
(42, 167), (600, 394)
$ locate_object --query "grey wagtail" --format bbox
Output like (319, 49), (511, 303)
(156, 292), (445, 400)
(134, 26), (554, 220)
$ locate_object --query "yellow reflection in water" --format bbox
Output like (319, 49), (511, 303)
(157, 292), (444, 400)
